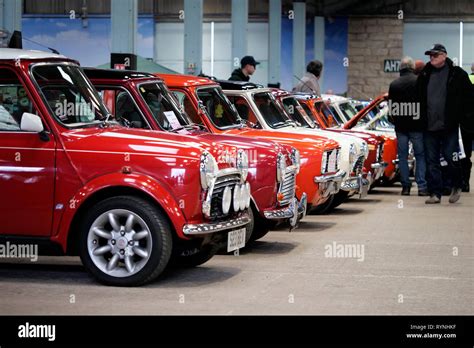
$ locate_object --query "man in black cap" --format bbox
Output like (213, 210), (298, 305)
(229, 56), (260, 82)
(417, 43), (474, 204)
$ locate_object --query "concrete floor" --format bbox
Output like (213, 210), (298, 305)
(0, 182), (472, 315)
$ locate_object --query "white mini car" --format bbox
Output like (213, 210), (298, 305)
(220, 82), (370, 212)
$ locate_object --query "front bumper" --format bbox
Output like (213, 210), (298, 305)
(371, 161), (388, 181)
(341, 174), (370, 198)
(183, 213), (250, 236)
(263, 193), (307, 228)
(314, 169), (346, 198)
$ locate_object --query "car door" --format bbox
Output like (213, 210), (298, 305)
(0, 66), (56, 236)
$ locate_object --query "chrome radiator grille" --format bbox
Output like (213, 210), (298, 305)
(277, 168), (296, 206)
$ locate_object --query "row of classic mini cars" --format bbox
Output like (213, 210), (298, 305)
(0, 48), (398, 286)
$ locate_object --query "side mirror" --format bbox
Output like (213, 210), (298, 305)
(20, 112), (44, 132)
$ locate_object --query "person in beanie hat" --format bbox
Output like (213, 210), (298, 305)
(388, 56), (427, 196)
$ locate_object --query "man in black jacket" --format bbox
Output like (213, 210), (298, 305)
(389, 56), (427, 196)
(229, 56), (259, 82)
(417, 44), (474, 204)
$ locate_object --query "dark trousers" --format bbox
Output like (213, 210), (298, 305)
(396, 131), (427, 189)
(460, 128), (472, 185)
(424, 129), (463, 197)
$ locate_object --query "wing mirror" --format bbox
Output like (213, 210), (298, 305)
(20, 113), (49, 141)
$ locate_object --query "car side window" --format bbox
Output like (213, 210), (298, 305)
(227, 96), (259, 125)
(96, 87), (149, 129)
(0, 67), (37, 131)
(172, 90), (203, 126)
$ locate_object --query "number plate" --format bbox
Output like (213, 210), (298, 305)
(227, 228), (246, 252)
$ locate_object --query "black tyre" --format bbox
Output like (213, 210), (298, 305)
(249, 205), (275, 242)
(311, 194), (336, 214)
(171, 242), (221, 267)
(331, 190), (349, 209)
(79, 196), (172, 286)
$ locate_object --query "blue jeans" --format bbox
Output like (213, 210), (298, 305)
(396, 131), (427, 189)
(424, 129), (463, 198)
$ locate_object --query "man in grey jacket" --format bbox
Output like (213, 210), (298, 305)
(293, 60), (323, 95)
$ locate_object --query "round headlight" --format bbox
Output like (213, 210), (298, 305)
(222, 186), (232, 215)
(244, 182), (251, 209)
(237, 149), (249, 181)
(233, 184), (241, 212)
(200, 152), (218, 189)
(276, 153), (287, 182)
(290, 148), (301, 174)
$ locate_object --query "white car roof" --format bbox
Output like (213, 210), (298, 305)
(223, 87), (273, 95)
(321, 94), (350, 102)
(0, 48), (67, 60)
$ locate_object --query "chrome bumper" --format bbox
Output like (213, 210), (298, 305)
(263, 193), (307, 227)
(371, 161), (388, 180)
(314, 169), (346, 198)
(393, 158), (415, 169)
(183, 213), (250, 236)
(341, 174), (370, 198)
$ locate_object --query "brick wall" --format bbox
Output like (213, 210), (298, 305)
(347, 17), (403, 100)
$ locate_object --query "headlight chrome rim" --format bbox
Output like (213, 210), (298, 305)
(276, 153), (287, 182)
(349, 143), (357, 166)
(200, 151), (218, 190)
(290, 148), (301, 174)
(236, 149), (249, 182)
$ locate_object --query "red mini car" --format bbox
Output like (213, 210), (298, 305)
(292, 93), (388, 187)
(0, 49), (252, 286)
(84, 68), (306, 244)
(158, 74), (345, 214)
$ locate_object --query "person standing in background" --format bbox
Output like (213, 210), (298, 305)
(414, 60), (425, 75)
(229, 56), (260, 82)
(293, 60), (323, 95)
(417, 44), (473, 204)
(459, 63), (474, 192)
(388, 56), (427, 196)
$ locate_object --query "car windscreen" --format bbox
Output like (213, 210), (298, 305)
(327, 104), (346, 125)
(31, 64), (111, 128)
(138, 81), (193, 131)
(338, 102), (359, 122)
(195, 86), (242, 129)
(280, 97), (316, 128)
(314, 101), (337, 127)
(252, 92), (291, 129)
